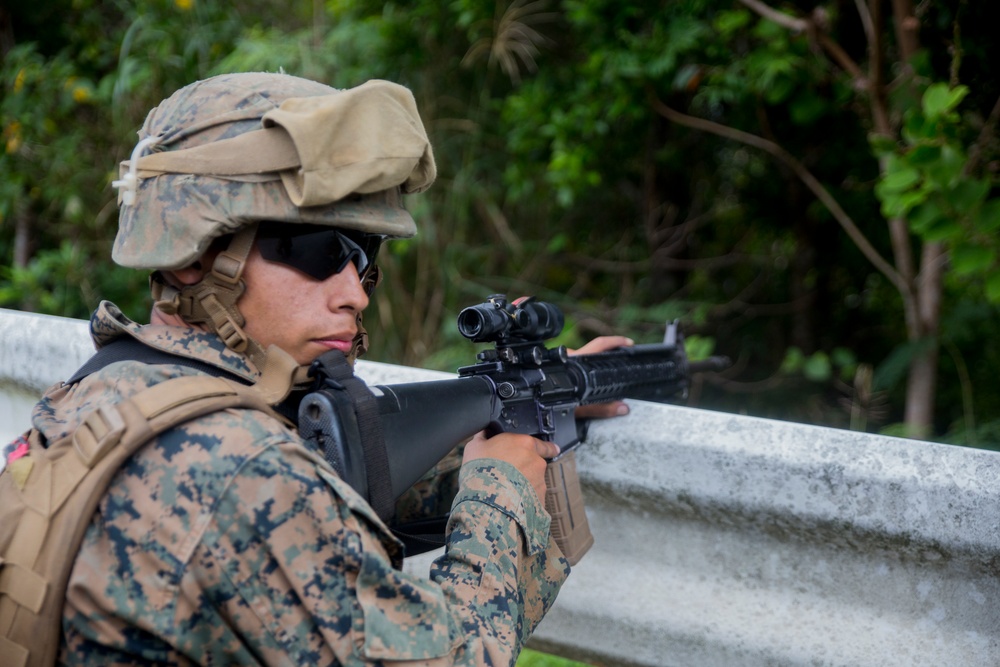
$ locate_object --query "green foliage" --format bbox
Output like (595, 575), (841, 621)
(781, 346), (857, 383)
(0, 0), (258, 319)
(944, 419), (1000, 452)
(0, 241), (94, 315)
(1, 44), (102, 234)
(0, 241), (148, 318)
(516, 648), (593, 667)
(872, 83), (1000, 303)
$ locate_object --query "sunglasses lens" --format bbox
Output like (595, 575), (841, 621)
(257, 224), (383, 281)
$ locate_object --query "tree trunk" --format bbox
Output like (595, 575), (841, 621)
(891, 0), (942, 439)
(14, 208), (32, 269)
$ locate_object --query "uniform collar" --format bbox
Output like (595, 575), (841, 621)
(90, 300), (258, 383)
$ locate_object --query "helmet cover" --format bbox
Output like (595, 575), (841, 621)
(113, 72), (435, 270)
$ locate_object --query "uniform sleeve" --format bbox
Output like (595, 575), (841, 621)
(429, 460), (572, 663)
(180, 438), (569, 667)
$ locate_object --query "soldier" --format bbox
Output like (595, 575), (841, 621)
(28, 72), (629, 665)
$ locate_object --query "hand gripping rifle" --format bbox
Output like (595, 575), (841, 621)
(298, 295), (728, 563)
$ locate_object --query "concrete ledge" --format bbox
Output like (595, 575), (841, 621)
(2, 308), (999, 666)
(529, 403), (1000, 666)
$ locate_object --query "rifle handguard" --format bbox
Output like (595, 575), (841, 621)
(544, 451), (593, 565)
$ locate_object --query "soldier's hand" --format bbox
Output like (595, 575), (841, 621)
(567, 335), (634, 419)
(464, 431), (558, 502)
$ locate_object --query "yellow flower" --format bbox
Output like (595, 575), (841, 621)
(175, 0), (193, 10)
(72, 86), (91, 103)
(14, 69), (25, 92)
(4, 121), (21, 154)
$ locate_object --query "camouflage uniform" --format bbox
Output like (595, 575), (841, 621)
(35, 301), (569, 665)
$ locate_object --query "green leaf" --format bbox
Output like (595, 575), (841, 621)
(780, 347), (805, 374)
(880, 187), (928, 218)
(683, 334), (716, 362)
(880, 166), (921, 192)
(920, 215), (961, 242)
(951, 243), (994, 277)
(974, 199), (1000, 233)
(546, 233), (569, 253)
(905, 144), (942, 166)
(868, 133), (897, 157)
(986, 273), (1000, 303)
(907, 201), (945, 234)
(831, 347), (857, 369)
(922, 83), (969, 119)
(713, 9), (751, 37)
(922, 143), (967, 190)
(902, 110), (932, 142)
(946, 178), (990, 215)
(789, 92), (826, 125)
(803, 351), (831, 382)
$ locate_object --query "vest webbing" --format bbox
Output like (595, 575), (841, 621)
(0, 375), (282, 667)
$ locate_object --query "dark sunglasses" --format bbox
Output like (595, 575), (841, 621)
(256, 223), (385, 281)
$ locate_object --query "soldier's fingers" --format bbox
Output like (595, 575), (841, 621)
(575, 400), (630, 420)
(567, 335), (634, 356)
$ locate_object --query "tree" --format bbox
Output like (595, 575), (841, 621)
(709, 0), (1000, 438)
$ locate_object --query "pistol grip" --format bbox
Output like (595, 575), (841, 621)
(543, 450), (594, 566)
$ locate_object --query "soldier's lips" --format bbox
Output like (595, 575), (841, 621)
(313, 338), (354, 353)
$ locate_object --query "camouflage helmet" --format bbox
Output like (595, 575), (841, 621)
(112, 72), (436, 271)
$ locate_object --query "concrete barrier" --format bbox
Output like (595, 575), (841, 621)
(2, 307), (998, 666)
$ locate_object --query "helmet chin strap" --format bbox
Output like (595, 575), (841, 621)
(152, 222), (269, 372)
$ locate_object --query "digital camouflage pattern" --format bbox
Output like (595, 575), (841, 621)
(114, 73), (423, 271)
(34, 302), (570, 665)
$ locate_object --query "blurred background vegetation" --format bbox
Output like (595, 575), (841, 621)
(3, 0), (999, 453)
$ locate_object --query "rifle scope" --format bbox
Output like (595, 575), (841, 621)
(457, 295), (564, 343)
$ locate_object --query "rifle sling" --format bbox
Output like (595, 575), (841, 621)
(309, 351), (394, 523)
(67, 336), (252, 386)
(65, 336), (310, 424)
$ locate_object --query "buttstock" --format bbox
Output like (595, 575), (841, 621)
(374, 375), (497, 499)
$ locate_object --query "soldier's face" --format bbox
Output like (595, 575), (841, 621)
(238, 242), (370, 365)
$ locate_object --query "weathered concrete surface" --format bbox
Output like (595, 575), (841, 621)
(0, 308), (95, 440)
(0, 308), (93, 390)
(3, 308), (1000, 666)
(526, 401), (1000, 666)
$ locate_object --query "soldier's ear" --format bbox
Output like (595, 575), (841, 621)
(171, 262), (205, 287)
(165, 260), (207, 287)
(159, 232), (234, 288)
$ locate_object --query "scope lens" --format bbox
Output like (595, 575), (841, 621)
(458, 305), (510, 342)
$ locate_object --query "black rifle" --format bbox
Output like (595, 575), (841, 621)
(298, 295), (728, 563)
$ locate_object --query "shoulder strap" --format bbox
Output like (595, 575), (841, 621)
(0, 375), (279, 667)
(67, 336), (251, 386)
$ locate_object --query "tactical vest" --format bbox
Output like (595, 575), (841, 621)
(0, 374), (282, 667)
(0, 337), (424, 667)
